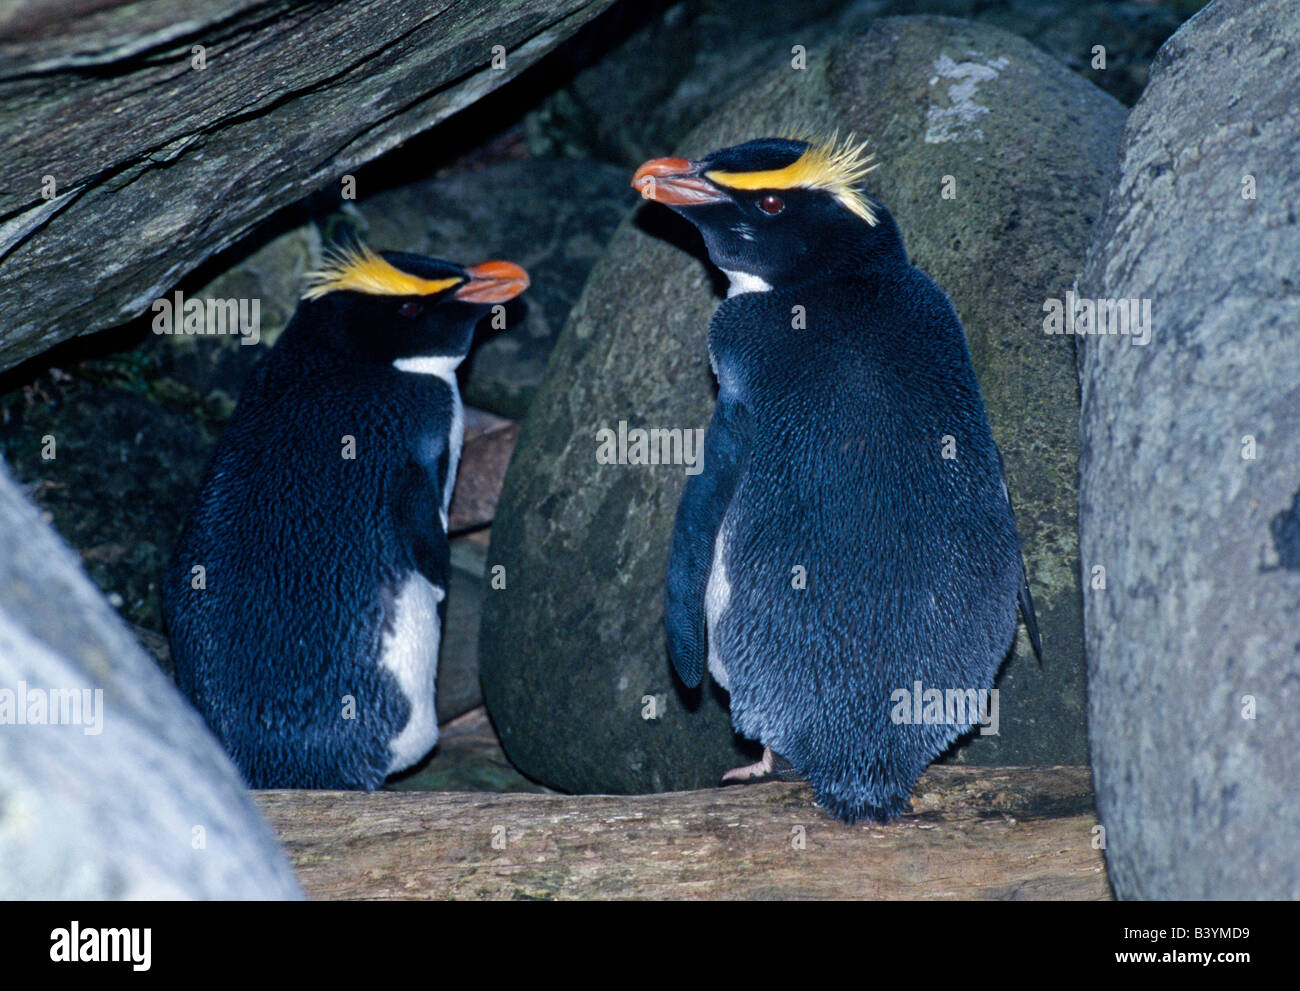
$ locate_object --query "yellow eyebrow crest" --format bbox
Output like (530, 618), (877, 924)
(704, 133), (879, 225)
(302, 243), (462, 300)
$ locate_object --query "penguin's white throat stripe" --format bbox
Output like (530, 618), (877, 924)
(393, 355), (463, 380)
(723, 270), (773, 298)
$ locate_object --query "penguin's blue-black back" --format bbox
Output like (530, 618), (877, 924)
(165, 315), (455, 788)
(706, 265), (1023, 821)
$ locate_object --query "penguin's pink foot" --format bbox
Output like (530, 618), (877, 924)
(722, 746), (774, 783)
(721, 747), (803, 784)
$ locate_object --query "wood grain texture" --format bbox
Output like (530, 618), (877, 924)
(253, 765), (1110, 900)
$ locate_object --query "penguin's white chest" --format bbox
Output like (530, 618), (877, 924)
(382, 354), (465, 775)
(704, 522), (733, 691)
(380, 572), (445, 775)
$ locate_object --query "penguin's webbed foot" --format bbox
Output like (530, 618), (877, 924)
(721, 746), (803, 785)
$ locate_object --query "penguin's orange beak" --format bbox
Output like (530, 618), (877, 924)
(454, 261), (530, 303)
(632, 157), (727, 206)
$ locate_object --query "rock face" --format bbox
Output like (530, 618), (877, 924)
(0, 221), (318, 641)
(0, 0), (616, 372)
(0, 461), (300, 898)
(527, 0), (1185, 168)
(437, 543), (490, 725)
(481, 16), (1124, 795)
(1078, 0), (1300, 900)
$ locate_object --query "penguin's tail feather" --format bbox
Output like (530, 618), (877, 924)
(797, 746), (926, 825)
(814, 784), (913, 825)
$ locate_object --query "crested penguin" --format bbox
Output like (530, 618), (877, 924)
(163, 243), (529, 788)
(633, 135), (1041, 823)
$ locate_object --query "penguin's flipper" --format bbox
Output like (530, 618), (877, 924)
(665, 394), (752, 687)
(1018, 569), (1043, 664)
(392, 455), (451, 585)
(994, 445), (1043, 665)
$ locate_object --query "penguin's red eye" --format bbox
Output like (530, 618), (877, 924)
(399, 302), (424, 319)
(758, 195), (785, 215)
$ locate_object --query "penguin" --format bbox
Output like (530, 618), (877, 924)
(163, 243), (529, 789)
(632, 135), (1042, 823)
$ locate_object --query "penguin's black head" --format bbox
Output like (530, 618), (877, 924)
(299, 245), (529, 365)
(632, 135), (903, 291)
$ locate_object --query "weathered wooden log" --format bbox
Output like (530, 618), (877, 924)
(254, 765), (1109, 899)
(0, 0), (615, 371)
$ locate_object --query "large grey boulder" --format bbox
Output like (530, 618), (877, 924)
(1078, 0), (1300, 899)
(0, 0), (616, 372)
(529, 0), (1183, 170)
(481, 16), (1124, 795)
(0, 460), (300, 899)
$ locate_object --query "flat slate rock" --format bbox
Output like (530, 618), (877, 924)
(1078, 0), (1300, 900)
(0, 0), (616, 372)
(448, 410), (521, 533)
(480, 16), (1124, 796)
